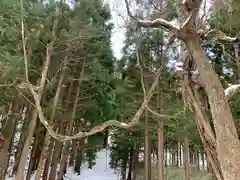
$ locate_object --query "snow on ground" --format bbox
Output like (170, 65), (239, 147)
(5, 129), (207, 180)
(64, 149), (120, 180)
(6, 148), (120, 180)
(6, 143), (207, 180)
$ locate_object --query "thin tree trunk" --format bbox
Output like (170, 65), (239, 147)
(121, 154), (128, 180)
(48, 125), (64, 180)
(156, 1), (165, 177)
(127, 146), (133, 180)
(5, 106), (25, 174)
(74, 138), (84, 175)
(175, 148), (178, 166)
(69, 128), (77, 167)
(171, 150), (174, 166)
(16, 91), (41, 180)
(177, 143), (180, 166)
(48, 81), (73, 180)
(0, 96), (21, 179)
(193, 151), (197, 167)
(184, 135), (190, 180)
(132, 142), (138, 180)
(35, 126), (54, 180)
(34, 56), (67, 180)
(179, 144), (183, 166)
(197, 151), (200, 171)
(233, 44), (240, 84)
(103, 130), (109, 148)
(144, 111), (151, 180)
(16, 44), (53, 179)
(58, 70), (84, 179)
(189, 150), (193, 165)
(176, 144), (179, 167)
(42, 138), (55, 180)
(12, 105), (32, 176)
(26, 123), (44, 180)
(164, 147), (168, 166)
(201, 152), (205, 171)
(148, 123), (152, 179)
(157, 120), (164, 180)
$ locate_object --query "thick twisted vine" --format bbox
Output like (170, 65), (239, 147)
(18, 66), (162, 142)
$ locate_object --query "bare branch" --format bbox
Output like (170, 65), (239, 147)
(138, 19), (179, 32)
(225, 84), (240, 100)
(150, 0), (175, 20)
(124, 0), (138, 21)
(123, 0), (179, 32)
(205, 29), (240, 43)
(21, 0), (28, 82)
(136, 47), (146, 96)
(135, 32), (178, 120)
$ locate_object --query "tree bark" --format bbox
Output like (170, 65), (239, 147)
(201, 152), (205, 171)
(26, 123), (45, 180)
(171, 149), (175, 166)
(189, 150), (193, 165)
(12, 105), (32, 176)
(176, 144), (179, 167)
(157, 120), (164, 180)
(195, 113), (223, 179)
(58, 78), (82, 180)
(164, 147), (168, 166)
(186, 37), (240, 180)
(233, 44), (240, 84)
(48, 81), (73, 180)
(180, 144), (183, 166)
(127, 146), (133, 180)
(74, 137), (84, 175)
(197, 151), (200, 171)
(34, 56), (67, 180)
(132, 142), (138, 180)
(144, 111), (151, 180)
(207, 157), (212, 173)
(42, 138), (55, 180)
(120, 154), (128, 180)
(69, 130), (77, 167)
(6, 105), (25, 172)
(48, 125), (64, 180)
(103, 130), (109, 148)
(125, 0), (240, 178)
(0, 96), (21, 179)
(16, 45), (53, 179)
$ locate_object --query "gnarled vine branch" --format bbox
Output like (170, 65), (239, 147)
(205, 29), (240, 43)
(18, 66), (162, 142)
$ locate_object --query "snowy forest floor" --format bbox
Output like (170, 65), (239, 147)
(6, 149), (212, 180)
(61, 149), (212, 180)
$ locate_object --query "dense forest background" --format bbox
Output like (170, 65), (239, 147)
(0, 0), (239, 180)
